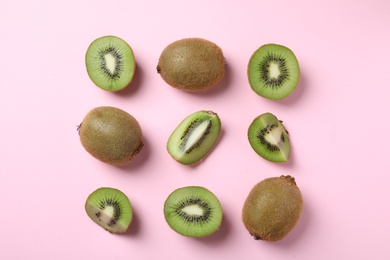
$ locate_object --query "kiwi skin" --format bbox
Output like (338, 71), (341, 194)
(242, 175), (303, 242)
(78, 106), (143, 166)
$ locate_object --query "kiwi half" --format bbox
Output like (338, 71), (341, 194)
(157, 38), (225, 92)
(248, 112), (290, 162)
(85, 187), (133, 233)
(164, 186), (223, 237)
(78, 106), (143, 166)
(248, 44), (300, 100)
(167, 110), (221, 165)
(242, 176), (303, 241)
(85, 35), (135, 91)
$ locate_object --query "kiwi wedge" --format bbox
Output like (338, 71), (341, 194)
(164, 186), (223, 237)
(85, 187), (133, 234)
(78, 106), (143, 166)
(85, 35), (136, 91)
(248, 112), (290, 162)
(167, 110), (221, 165)
(157, 38), (225, 92)
(242, 176), (303, 241)
(248, 44), (300, 100)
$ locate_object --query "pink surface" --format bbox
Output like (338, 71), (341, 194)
(1, 0), (390, 259)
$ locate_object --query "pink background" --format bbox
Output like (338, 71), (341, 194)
(1, 0), (389, 259)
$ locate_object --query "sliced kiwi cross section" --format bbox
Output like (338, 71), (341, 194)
(248, 44), (300, 100)
(248, 113), (290, 162)
(167, 110), (221, 165)
(164, 186), (223, 237)
(85, 187), (133, 234)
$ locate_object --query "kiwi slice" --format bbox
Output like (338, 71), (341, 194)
(248, 44), (300, 100)
(164, 186), (223, 237)
(78, 106), (143, 166)
(85, 187), (133, 233)
(167, 110), (221, 165)
(242, 175), (303, 241)
(248, 112), (290, 162)
(157, 38), (225, 92)
(85, 35), (135, 91)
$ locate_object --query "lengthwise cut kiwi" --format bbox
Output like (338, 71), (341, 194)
(85, 35), (136, 91)
(242, 175), (303, 241)
(248, 43), (300, 100)
(167, 110), (221, 165)
(157, 38), (225, 92)
(85, 187), (133, 234)
(164, 186), (223, 238)
(78, 106), (143, 166)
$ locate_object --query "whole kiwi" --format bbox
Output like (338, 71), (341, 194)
(156, 38), (225, 92)
(78, 106), (143, 166)
(242, 175), (303, 241)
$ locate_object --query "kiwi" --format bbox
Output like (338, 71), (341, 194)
(167, 110), (221, 165)
(164, 186), (223, 237)
(248, 44), (300, 100)
(85, 35), (136, 91)
(78, 106), (143, 166)
(248, 112), (290, 162)
(242, 175), (303, 241)
(157, 38), (225, 92)
(85, 187), (133, 233)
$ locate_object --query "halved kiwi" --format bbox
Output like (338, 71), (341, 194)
(85, 187), (133, 234)
(248, 44), (300, 100)
(85, 35), (136, 91)
(167, 110), (221, 165)
(248, 112), (290, 162)
(164, 186), (223, 237)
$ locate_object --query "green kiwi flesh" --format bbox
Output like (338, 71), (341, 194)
(248, 44), (300, 100)
(167, 110), (221, 165)
(157, 38), (225, 92)
(85, 36), (135, 91)
(164, 186), (223, 237)
(85, 187), (133, 233)
(248, 112), (290, 162)
(78, 106), (143, 166)
(242, 176), (303, 241)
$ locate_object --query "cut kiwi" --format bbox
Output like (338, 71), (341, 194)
(85, 187), (133, 234)
(78, 106), (143, 166)
(248, 113), (290, 162)
(164, 186), (223, 237)
(157, 38), (225, 92)
(242, 175), (303, 241)
(167, 110), (221, 165)
(248, 44), (300, 100)
(85, 35), (136, 91)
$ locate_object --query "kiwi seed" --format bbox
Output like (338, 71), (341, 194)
(85, 187), (133, 234)
(164, 186), (223, 238)
(157, 38), (225, 92)
(78, 106), (143, 166)
(242, 175), (303, 241)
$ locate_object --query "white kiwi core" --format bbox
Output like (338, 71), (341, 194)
(183, 120), (210, 152)
(264, 125), (288, 160)
(104, 53), (117, 75)
(182, 204), (204, 216)
(269, 62), (281, 79)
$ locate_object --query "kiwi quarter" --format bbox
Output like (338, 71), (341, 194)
(157, 38), (225, 92)
(85, 35), (136, 91)
(167, 110), (221, 165)
(164, 186), (223, 237)
(242, 175), (303, 241)
(248, 112), (290, 162)
(78, 106), (143, 166)
(85, 187), (133, 233)
(248, 44), (300, 100)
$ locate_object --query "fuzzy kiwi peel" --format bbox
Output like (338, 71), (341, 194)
(242, 175), (303, 241)
(157, 38), (225, 92)
(78, 106), (143, 166)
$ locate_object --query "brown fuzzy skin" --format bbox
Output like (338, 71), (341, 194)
(242, 175), (303, 241)
(79, 106), (143, 166)
(157, 38), (225, 92)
